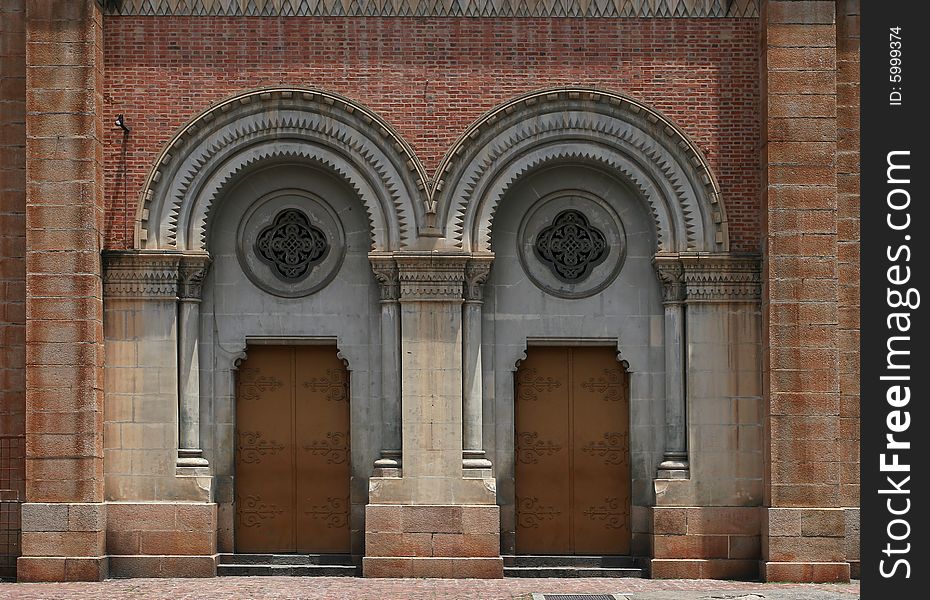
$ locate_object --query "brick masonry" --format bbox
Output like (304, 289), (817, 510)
(759, 0), (851, 583)
(100, 16), (761, 252)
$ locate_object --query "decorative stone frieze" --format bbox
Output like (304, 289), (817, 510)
(653, 254), (761, 304)
(103, 251), (181, 299)
(107, 0), (759, 18)
(681, 255), (761, 303)
(396, 254), (469, 301)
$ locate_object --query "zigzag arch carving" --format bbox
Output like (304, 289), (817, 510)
(137, 88), (428, 252)
(433, 88), (728, 254)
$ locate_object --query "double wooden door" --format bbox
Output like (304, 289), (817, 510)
(235, 345), (350, 553)
(515, 346), (631, 555)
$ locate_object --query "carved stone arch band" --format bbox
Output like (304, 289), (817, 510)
(136, 88), (428, 252)
(433, 88), (727, 254)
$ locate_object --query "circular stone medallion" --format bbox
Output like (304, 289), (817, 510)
(517, 191), (627, 299)
(237, 189), (346, 298)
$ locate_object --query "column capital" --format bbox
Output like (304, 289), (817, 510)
(369, 254), (400, 302)
(178, 252), (212, 302)
(653, 255), (685, 304)
(464, 255), (494, 302)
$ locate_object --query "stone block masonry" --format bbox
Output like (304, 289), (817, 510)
(759, 0), (851, 583)
(19, 0), (108, 582)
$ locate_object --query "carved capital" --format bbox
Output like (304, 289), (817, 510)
(369, 254), (399, 302)
(178, 253), (212, 301)
(653, 256), (685, 304)
(103, 251), (181, 300)
(395, 254), (469, 301)
(464, 255), (494, 302)
(680, 254), (762, 303)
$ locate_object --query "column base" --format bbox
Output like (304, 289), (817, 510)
(761, 561), (850, 582)
(177, 448), (209, 468)
(373, 450), (402, 478)
(657, 453), (689, 479)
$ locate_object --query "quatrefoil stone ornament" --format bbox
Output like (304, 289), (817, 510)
(534, 209), (608, 283)
(255, 209), (329, 281)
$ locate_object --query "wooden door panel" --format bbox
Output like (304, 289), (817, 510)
(514, 347), (571, 554)
(235, 346), (294, 552)
(571, 347), (631, 555)
(295, 347), (351, 553)
(235, 345), (351, 554)
(515, 346), (630, 555)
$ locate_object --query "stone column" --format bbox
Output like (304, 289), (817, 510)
(370, 255), (401, 476)
(654, 256), (689, 478)
(462, 256), (493, 473)
(364, 253), (501, 579)
(760, 0), (848, 583)
(177, 253), (210, 469)
(19, 0), (107, 582)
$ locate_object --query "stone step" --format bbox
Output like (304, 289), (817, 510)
(503, 555), (639, 568)
(504, 565), (644, 578)
(217, 553), (358, 566)
(217, 563), (360, 577)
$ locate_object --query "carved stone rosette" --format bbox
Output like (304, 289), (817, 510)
(103, 250), (181, 299)
(395, 254), (469, 301)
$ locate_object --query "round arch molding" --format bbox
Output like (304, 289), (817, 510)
(135, 88), (429, 252)
(432, 87), (729, 254)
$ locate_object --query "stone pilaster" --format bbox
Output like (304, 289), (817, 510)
(19, 0), (107, 582)
(462, 255), (493, 474)
(760, 0), (849, 583)
(177, 253), (210, 470)
(654, 256), (688, 479)
(364, 252), (501, 579)
(370, 254), (402, 476)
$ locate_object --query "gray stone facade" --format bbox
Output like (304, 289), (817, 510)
(101, 86), (762, 576)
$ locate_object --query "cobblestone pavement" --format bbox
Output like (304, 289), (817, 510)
(0, 577), (860, 600)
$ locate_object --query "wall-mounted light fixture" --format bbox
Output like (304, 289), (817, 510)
(115, 114), (130, 134)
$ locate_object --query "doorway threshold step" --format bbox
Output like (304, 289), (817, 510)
(503, 556), (644, 578)
(217, 554), (360, 576)
(504, 566), (643, 578)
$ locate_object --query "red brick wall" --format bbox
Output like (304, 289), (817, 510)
(101, 17), (761, 251)
(0, 0), (27, 513)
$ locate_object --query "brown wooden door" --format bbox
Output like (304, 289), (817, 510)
(235, 345), (350, 553)
(515, 346), (631, 555)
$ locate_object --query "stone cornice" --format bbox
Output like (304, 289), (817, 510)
(395, 253), (469, 302)
(106, 0), (758, 18)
